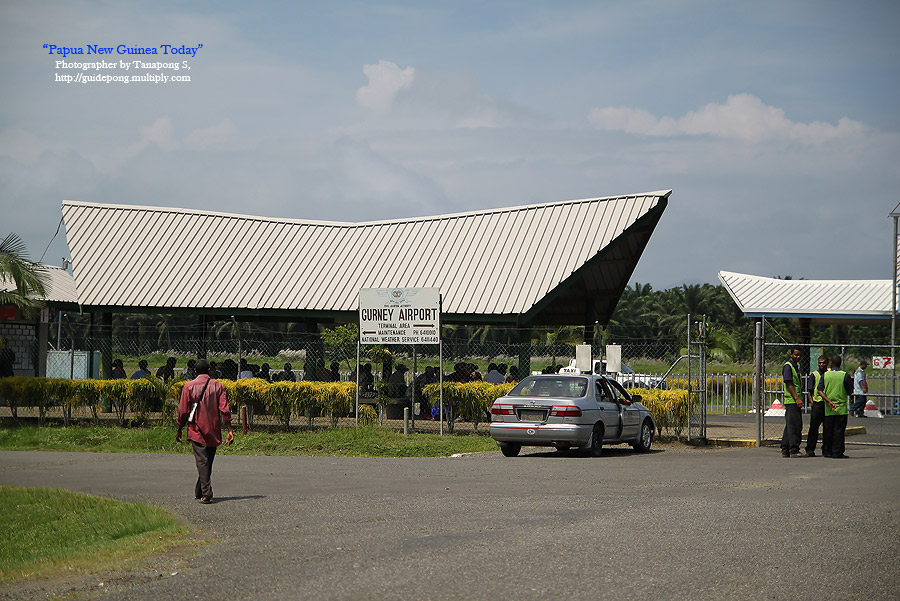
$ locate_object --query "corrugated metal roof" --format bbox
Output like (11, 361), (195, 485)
(0, 264), (78, 305)
(62, 191), (670, 318)
(718, 271), (891, 319)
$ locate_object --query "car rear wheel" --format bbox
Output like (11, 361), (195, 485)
(633, 419), (653, 453)
(583, 425), (603, 457)
(499, 442), (521, 457)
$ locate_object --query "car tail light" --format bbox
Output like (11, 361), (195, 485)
(550, 405), (582, 417)
(491, 404), (515, 415)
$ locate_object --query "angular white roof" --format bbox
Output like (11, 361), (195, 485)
(63, 191), (670, 323)
(718, 271), (891, 321)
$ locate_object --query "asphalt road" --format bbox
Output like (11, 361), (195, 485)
(2, 443), (899, 601)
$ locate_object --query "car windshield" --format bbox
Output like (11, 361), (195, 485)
(507, 376), (588, 398)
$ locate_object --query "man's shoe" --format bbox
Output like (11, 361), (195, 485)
(805, 451), (816, 457)
(832, 454), (849, 459)
(782, 453), (791, 458)
(789, 452), (802, 458)
(199, 496), (213, 504)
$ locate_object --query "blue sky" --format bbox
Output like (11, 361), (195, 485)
(2, 0), (898, 289)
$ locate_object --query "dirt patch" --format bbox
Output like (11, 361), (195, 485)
(0, 536), (212, 601)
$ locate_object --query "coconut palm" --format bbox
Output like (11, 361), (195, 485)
(0, 233), (47, 312)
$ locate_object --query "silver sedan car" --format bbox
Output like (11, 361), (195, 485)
(489, 374), (655, 457)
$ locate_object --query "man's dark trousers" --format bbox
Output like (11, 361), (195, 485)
(781, 403), (803, 455)
(805, 401), (825, 454)
(192, 441), (218, 499)
(822, 414), (848, 457)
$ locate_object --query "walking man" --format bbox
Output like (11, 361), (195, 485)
(804, 355), (828, 457)
(781, 346), (804, 458)
(848, 360), (869, 418)
(817, 355), (854, 459)
(176, 359), (233, 503)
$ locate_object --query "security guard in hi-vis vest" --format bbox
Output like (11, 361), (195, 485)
(816, 354), (854, 459)
(780, 346), (804, 458)
(804, 355), (828, 457)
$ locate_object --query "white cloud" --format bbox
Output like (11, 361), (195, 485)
(589, 94), (868, 143)
(356, 60), (415, 112)
(186, 119), (237, 150)
(0, 127), (53, 164)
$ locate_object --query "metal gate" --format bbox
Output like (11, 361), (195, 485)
(757, 319), (900, 447)
(686, 314), (707, 440)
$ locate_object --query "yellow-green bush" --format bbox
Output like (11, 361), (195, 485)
(629, 388), (689, 438)
(422, 381), (515, 433)
(357, 403), (378, 426)
(319, 382), (355, 427)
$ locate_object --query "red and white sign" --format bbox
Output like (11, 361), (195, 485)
(872, 356), (894, 369)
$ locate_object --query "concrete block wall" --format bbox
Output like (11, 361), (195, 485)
(0, 321), (36, 373)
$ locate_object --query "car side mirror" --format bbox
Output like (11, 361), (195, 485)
(629, 394), (642, 404)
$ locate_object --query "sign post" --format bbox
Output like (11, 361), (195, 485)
(358, 288), (441, 432)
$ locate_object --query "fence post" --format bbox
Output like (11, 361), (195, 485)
(754, 320), (763, 447)
(724, 374), (731, 415)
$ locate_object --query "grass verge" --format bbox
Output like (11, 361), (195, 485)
(0, 424), (500, 457)
(0, 486), (188, 583)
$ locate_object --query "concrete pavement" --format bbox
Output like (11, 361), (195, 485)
(2, 443), (899, 600)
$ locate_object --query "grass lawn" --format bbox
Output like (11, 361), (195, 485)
(0, 424), (500, 457)
(0, 486), (187, 583)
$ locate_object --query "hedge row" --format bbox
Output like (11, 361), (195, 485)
(0, 376), (359, 429)
(668, 376), (781, 393)
(0, 376), (693, 438)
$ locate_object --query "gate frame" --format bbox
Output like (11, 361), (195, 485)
(686, 314), (707, 441)
(755, 317), (899, 447)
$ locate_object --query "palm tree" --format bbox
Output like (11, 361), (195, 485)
(531, 326), (585, 367)
(0, 233), (47, 312)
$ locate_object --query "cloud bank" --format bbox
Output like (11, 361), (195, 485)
(588, 94), (868, 143)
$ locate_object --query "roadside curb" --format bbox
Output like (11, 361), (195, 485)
(707, 426), (867, 448)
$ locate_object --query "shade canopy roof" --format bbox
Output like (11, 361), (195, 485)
(718, 271), (892, 323)
(63, 190), (670, 326)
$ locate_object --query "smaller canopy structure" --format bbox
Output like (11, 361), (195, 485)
(718, 271), (892, 324)
(0, 264), (78, 310)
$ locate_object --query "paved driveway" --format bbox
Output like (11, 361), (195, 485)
(2, 444), (899, 601)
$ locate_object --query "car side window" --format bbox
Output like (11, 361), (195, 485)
(596, 381), (612, 402)
(605, 380), (623, 402)
(607, 379), (632, 405)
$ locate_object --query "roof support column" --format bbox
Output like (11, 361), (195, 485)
(304, 319), (325, 381)
(101, 312), (113, 380)
(516, 326), (531, 379)
(197, 315), (207, 359)
(799, 318), (811, 376)
(36, 315), (48, 377)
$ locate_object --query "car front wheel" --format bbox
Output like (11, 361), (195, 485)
(499, 442), (521, 457)
(584, 425), (603, 457)
(633, 419), (653, 453)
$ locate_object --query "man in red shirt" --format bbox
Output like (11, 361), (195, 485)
(176, 359), (233, 503)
